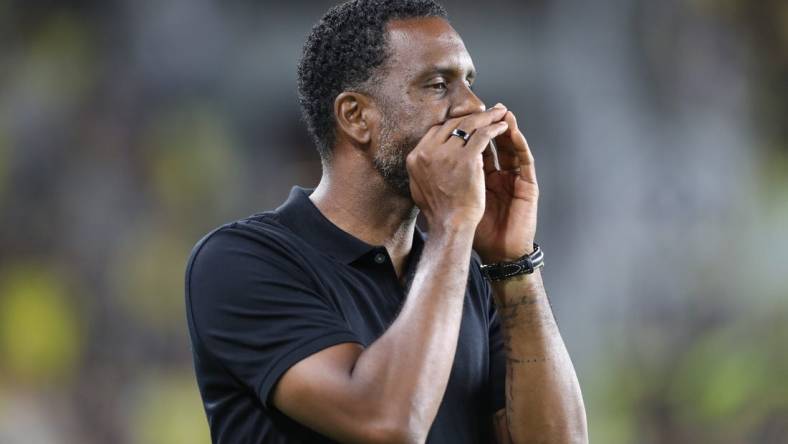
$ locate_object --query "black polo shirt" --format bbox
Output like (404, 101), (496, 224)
(185, 186), (506, 443)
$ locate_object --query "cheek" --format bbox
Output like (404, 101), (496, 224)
(419, 104), (451, 133)
(405, 104), (447, 135)
(383, 96), (448, 145)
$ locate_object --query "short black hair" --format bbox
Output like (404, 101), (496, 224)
(297, 0), (447, 163)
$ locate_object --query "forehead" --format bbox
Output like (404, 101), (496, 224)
(384, 17), (474, 78)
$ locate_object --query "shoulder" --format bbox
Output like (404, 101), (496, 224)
(185, 212), (315, 300)
(184, 212), (327, 334)
(190, 212), (288, 254)
(187, 212), (297, 270)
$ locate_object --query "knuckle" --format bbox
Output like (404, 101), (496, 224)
(472, 114), (491, 128)
(461, 112), (485, 127)
(478, 126), (496, 137)
(406, 150), (419, 166)
(445, 116), (464, 129)
(423, 127), (437, 140)
(415, 150), (430, 164)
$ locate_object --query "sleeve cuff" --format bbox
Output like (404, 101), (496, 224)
(259, 331), (362, 410)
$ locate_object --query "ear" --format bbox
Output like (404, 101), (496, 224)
(333, 91), (377, 146)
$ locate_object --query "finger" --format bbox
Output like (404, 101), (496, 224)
(437, 104), (508, 142)
(482, 141), (498, 174)
(496, 145), (519, 172)
(421, 123), (443, 143)
(465, 121), (509, 155)
(516, 132), (537, 185)
(495, 111), (520, 171)
(416, 123), (450, 153)
(499, 111), (537, 184)
(423, 116), (468, 150)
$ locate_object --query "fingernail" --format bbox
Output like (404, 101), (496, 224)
(494, 103), (505, 109)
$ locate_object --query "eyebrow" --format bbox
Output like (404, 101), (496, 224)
(419, 64), (477, 81)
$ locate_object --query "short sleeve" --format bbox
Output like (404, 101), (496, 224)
(486, 279), (507, 413)
(185, 224), (361, 408)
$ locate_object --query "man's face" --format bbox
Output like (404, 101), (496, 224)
(371, 17), (485, 198)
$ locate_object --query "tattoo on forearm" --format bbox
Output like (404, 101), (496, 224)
(506, 361), (514, 410)
(496, 285), (570, 437)
(498, 292), (556, 374)
(497, 293), (556, 331)
(507, 356), (547, 364)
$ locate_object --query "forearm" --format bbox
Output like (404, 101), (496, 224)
(492, 271), (588, 444)
(350, 225), (474, 441)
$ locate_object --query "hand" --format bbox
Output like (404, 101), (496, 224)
(407, 105), (510, 234)
(473, 108), (539, 263)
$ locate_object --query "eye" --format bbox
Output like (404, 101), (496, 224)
(430, 81), (448, 91)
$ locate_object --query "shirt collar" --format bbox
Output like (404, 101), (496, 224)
(275, 186), (425, 265)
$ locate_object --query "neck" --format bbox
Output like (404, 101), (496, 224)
(310, 167), (419, 277)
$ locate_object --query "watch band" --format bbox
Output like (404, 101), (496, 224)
(480, 243), (544, 281)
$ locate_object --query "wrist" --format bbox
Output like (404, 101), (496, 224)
(480, 243), (543, 282)
(490, 269), (545, 306)
(429, 224), (476, 247)
(428, 214), (480, 240)
(477, 242), (535, 264)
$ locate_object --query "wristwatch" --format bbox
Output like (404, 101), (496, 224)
(480, 244), (544, 281)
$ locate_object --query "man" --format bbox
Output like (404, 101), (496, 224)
(185, 0), (588, 442)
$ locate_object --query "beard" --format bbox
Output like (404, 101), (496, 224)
(372, 117), (422, 199)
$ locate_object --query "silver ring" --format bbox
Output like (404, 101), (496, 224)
(450, 128), (470, 143)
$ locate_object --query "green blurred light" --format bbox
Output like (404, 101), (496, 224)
(669, 326), (769, 424)
(23, 13), (96, 107)
(113, 227), (191, 331)
(131, 373), (211, 444)
(584, 351), (639, 444)
(0, 266), (82, 386)
(142, 104), (240, 219)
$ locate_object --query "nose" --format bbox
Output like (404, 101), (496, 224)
(448, 86), (486, 118)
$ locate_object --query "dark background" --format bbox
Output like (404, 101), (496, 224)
(0, 0), (786, 443)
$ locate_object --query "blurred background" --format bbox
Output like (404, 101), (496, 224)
(0, 0), (786, 443)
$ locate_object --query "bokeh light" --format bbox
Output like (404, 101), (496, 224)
(0, 265), (81, 386)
